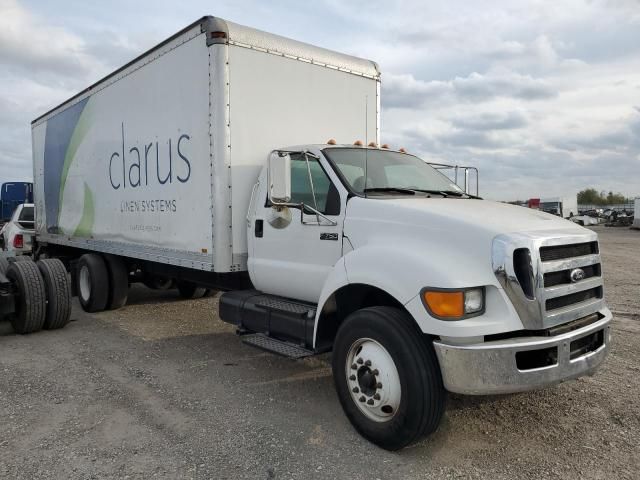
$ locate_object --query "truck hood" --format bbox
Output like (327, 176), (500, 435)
(342, 197), (590, 291)
(345, 197), (584, 237)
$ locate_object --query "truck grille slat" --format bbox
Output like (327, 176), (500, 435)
(539, 241), (598, 262)
(544, 264), (601, 287)
(545, 286), (603, 311)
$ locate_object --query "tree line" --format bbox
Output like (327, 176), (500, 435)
(577, 188), (632, 205)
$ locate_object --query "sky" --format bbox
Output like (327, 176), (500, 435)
(1, 0), (639, 201)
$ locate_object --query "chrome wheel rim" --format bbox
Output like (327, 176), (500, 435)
(79, 265), (91, 302)
(345, 338), (401, 422)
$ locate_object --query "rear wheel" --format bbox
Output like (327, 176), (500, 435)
(76, 254), (109, 313)
(142, 274), (173, 290)
(6, 260), (46, 334)
(176, 281), (206, 299)
(332, 306), (446, 450)
(104, 255), (128, 310)
(0, 257), (10, 275)
(37, 259), (72, 330)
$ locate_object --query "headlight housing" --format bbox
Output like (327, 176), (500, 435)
(421, 287), (485, 320)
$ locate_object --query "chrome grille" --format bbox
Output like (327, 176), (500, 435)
(539, 240), (604, 326)
(493, 231), (606, 330)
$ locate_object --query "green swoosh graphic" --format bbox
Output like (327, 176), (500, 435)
(57, 98), (94, 230)
(73, 182), (94, 237)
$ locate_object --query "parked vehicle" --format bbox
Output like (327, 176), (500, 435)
(30, 16), (612, 450)
(633, 198), (640, 230)
(540, 196), (578, 219)
(570, 215), (600, 226)
(0, 182), (33, 227)
(0, 203), (35, 255)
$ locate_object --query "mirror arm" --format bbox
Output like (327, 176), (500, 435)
(300, 204), (338, 226)
(303, 152), (321, 224)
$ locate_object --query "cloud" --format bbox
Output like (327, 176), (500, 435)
(450, 111), (528, 131)
(0, 0), (104, 79)
(383, 70), (555, 109)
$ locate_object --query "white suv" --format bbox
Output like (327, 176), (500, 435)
(0, 203), (35, 255)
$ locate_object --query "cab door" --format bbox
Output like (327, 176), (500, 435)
(249, 152), (345, 304)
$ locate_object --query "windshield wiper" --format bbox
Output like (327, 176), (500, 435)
(409, 189), (481, 199)
(362, 187), (416, 195)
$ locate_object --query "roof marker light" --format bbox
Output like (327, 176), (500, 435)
(368, 142), (377, 148)
(354, 140), (363, 146)
(399, 147), (407, 153)
(381, 144), (389, 149)
(327, 138), (337, 145)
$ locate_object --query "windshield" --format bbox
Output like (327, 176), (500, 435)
(18, 206), (34, 222)
(322, 148), (463, 195)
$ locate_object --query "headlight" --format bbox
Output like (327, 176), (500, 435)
(421, 287), (485, 320)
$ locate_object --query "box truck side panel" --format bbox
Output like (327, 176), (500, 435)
(33, 30), (218, 270)
(226, 44), (379, 266)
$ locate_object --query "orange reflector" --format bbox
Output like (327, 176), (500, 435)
(423, 291), (464, 318)
(327, 138), (337, 145)
(354, 140), (363, 146)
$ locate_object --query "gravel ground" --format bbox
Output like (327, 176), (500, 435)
(0, 226), (638, 479)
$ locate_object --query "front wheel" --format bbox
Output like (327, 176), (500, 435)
(332, 307), (446, 450)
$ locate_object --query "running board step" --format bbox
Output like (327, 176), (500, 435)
(219, 290), (317, 348)
(242, 334), (314, 359)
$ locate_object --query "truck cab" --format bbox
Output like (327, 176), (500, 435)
(222, 142), (611, 450)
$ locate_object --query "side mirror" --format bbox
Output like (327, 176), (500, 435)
(268, 152), (291, 203)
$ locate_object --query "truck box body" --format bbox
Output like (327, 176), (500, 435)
(31, 17), (379, 273)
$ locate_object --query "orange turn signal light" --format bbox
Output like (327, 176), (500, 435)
(423, 290), (464, 318)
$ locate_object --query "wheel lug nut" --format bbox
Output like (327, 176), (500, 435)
(373, 393), (380, 400)
(351, 363), (357, 370)
(364, 360), (372, 367)
(376, 382), (382, 389)
(359, 396), (366, 403)
(352, 387), (359, 393)
(356, 358), (363, 365)
(372, 369), (379, 375)
(349, 374), (356, 381)
(367, 399), (374, 405)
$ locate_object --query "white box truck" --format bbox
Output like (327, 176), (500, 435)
(540, 196), (578, 219)
(31, 16), (612, 450)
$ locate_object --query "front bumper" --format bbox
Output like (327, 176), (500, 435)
(433, 311), (612, 395)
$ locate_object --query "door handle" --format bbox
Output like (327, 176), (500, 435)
(255, 219), (264, 238)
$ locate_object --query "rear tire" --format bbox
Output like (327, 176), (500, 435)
(331, 306), (446, 450)
(104, 255), (128, 310)
(176, 281), (206, 299)
(37, 259), (72, 330)
(0, 257), (10, 275)
(76, 254), (109, 313)
(6, 260), (46, 334)
(142, 274), (173, 290)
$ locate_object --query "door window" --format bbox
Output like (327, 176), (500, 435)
(290, 153), (340, 215)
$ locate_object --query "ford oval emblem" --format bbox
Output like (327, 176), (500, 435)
(570, 268), (586, 283)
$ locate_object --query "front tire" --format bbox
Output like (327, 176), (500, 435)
(332, 307), (446, 450)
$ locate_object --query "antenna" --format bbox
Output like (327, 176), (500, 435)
(364, 96), (368, 197)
